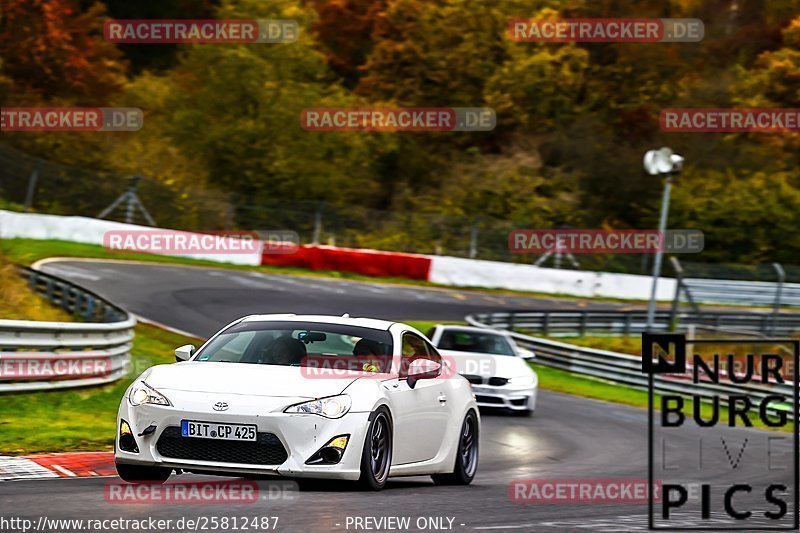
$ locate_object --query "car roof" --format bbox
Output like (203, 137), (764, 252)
(436, 324), (510, 336)
(239, 314), (396, 331)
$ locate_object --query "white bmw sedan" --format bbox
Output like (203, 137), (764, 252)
(115, 314), (479, 490)
(428, 325), (537, 416)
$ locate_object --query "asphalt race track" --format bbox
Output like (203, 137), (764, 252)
(0, 260), (794, 532)
(36, 259), (631, 338)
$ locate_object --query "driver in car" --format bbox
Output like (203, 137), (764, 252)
(353, 338), (384, 373)
(264, 337), (307, 366)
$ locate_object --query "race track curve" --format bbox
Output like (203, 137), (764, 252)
(0, 259), (792, 532)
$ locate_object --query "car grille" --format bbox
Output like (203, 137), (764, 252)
(156, 426), (288, 466)
(463, 375), (509, 386)
(475, 395), (504, 405)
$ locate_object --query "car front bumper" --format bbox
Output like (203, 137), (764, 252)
(115, 399), (370, 481)
(470, 384), (537, 412)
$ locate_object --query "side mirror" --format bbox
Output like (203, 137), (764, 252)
(175, 344), (196, 362)
(407, 358), (441, 389)
(516, 347), (535, 359)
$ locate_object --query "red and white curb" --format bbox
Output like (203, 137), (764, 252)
(0, 452), (115, 481)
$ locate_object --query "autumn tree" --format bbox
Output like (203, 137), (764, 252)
(0, 0), (127, 104)
(311, 0), (386, 88)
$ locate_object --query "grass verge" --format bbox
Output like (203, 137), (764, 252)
(0, 252), (73, 322)
(533, 363), (793, 433)
(551, 335), (643, 355)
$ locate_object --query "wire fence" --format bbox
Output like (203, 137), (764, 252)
(679, 260), (800, 283)
(1, 143), (798, 281)
(0, 143), (229, 230)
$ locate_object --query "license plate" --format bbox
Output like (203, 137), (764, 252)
(180, 420), (257, 441)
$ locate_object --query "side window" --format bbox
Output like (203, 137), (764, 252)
(400, 332), (429, 378)
(402, 333), (429, 357)
(400, 333), (442, 378)
(424, 340), (441, 364)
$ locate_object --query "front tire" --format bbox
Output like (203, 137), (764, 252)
(115, 462), (172, 484)
(358, 407), (392, 490)
(432, 410), (479, 485)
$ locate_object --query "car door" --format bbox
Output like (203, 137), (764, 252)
(385, 331), (450, 464)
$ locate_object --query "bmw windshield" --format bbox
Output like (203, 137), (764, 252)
(437, 330), (516, 356)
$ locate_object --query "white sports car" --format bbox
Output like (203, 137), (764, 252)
(428, 325), (538, 416)
(115, 314), (479, 490)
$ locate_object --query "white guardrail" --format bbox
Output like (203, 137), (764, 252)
(0, 268), (135, 392)
(467, 312), (796, 417)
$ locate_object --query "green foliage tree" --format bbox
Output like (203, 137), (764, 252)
(144, 0), (387, 224)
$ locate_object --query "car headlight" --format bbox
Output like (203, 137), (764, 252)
(285, 395), (352, 418)
(508, 375), (536, 386)
(128, 381), (171, 406)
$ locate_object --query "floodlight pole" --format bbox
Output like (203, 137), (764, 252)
(645, 174), (673, 330)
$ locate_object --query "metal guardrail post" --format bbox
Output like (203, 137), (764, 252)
(468, 220), (479, 259)
(579, 312), (588, 336)
(45, 278), (54, 301)
(668, 256), (682, 331)
(85, 296), (95, 321)
(61, 285), (72, 312)
(23, 163), (40, 212)
(771, 263), (785, 336)
(311, 204), (323, 245)
(542, 313), (550, 336)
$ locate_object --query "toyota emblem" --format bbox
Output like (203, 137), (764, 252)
(213, 401), (229, 411)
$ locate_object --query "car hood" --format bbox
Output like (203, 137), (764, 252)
(439, 349), (532, 378)
(142, 362), (356, 398)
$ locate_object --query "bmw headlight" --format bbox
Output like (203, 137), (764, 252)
(285, 395), (352, 418)
(128, 381), (171, 406)
(508, 375), (536, 386)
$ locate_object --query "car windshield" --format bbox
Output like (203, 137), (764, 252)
(194, 321), (393, 367)
(437, 330), (516, 356)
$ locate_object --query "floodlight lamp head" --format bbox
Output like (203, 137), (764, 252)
(644, 147), (683, 176)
